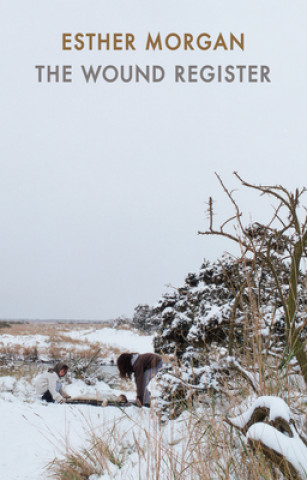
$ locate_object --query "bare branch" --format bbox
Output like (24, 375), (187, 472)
(215, 172), (245, 233)
(220, 214), (239, 231)
(233, 171), (292, 209)
(207, 197), (214, 230)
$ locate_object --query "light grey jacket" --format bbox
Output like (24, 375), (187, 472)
(35, 371), (68, 402)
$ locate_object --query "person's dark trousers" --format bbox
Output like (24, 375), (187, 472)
(42, 390), (54, 403)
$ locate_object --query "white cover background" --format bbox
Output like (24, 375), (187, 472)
(0, 0), (306, 319)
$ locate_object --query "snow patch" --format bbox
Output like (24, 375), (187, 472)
(247, 423), (307, 477)
(229, 396), (291, 429)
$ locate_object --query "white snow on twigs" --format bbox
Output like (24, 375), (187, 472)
(229, 396), (307, 478)
(247, 423), (307, 478)
(226, 356), (260, 392)
(229, 396), (291, 429)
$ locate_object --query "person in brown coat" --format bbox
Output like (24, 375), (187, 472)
(117, 352), (163, 407)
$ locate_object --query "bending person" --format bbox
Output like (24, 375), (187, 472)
(117, 352), (163, 407)
(36, 362), (70, 403)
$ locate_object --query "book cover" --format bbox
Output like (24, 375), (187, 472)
(1, 2), (307, 478)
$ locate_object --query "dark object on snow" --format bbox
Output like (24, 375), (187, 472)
(42, 390), (54, 403)
(66, 396), (137, 408)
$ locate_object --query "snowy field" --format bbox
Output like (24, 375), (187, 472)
(0, 325), (154, 361)
(0, 393), (164, 480)
(0, 327), (161, 480)
(1, 325), (307, 480)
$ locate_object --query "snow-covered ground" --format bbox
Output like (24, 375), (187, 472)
(1, 327), (306, 480)
(0, 375), (182, 480)
(0, 326), (154, 360)
(67, 327), (154, 353)
(0, 327), (158, 479)
(0, 394), (159, 479)
(0, 333), (50, 349)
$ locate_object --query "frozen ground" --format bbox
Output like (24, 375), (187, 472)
(67, 327), (154, 353)
(0, 375), (180, 480)
(0, 394), (160, 480)
(0, 326), (154, 361)
(1, 327), (306, 480)
(0, 328), (158, 480)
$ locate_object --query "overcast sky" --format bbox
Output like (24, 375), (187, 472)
(0, 0), (306, 320)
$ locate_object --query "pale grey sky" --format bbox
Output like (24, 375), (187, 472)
(0, 0), (306, 319)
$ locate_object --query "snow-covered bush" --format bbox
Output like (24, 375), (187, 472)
(151, 224), (307, 418)
(132, 304), (161, 333)
(154, 247), (306, 362)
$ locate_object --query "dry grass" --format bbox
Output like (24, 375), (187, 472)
(49, 429), (125, 480)
(0, 362), (38, 380)
(0, 322), (108, 337)
(1, 319), (305, 479)
(47, 331), (305, 480)
(0, 322), (123, 363)
(48, 388), (300, 480)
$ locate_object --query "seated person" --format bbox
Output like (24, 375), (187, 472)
(36, 362), (70, 403)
